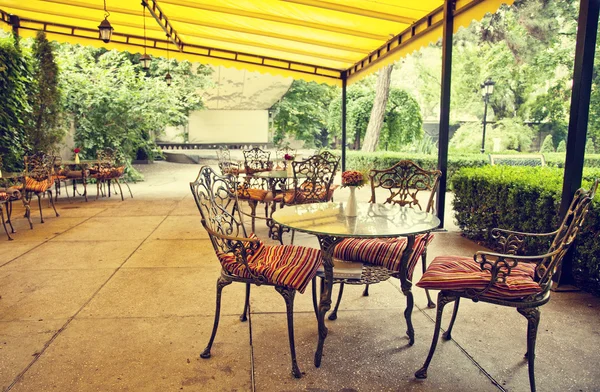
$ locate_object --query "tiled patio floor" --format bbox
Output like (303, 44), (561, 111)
(1, 161), (599, 391)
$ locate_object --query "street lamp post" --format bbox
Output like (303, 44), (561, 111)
(480, 78), (495, 153)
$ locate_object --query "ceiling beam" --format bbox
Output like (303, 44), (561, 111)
(143, 0), (183, 50)
(281, 0), (415, 24)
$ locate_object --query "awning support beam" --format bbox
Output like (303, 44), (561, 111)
(435, 0), (455, 228)
(558, 0), (600, 284)
(143, 0), (183, 50)
(341, 72), (347, 172)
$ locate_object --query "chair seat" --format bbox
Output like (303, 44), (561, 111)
(24, 177), (52, 193)
(416, 255), (543, 300)
(217, 234), (322, 293)
(91, 166), (125, 180)
(236, 187), (273, 202)
(333, 233), (432, 278)
(274, 184), (338, 204)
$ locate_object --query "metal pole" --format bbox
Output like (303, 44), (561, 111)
(558, 0), (599, 284)
(435, 0), (454, 228)
(341, 73), (347, 172)
(481, 95), (488, 154)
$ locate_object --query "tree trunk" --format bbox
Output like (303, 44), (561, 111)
(362, 65), (394, 152)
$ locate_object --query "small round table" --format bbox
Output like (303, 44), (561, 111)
(271, 202), (440, 367)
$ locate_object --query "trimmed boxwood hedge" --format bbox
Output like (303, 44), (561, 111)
(451, 165), (600, 295)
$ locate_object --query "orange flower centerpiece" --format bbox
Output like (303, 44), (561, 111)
(73, 147), (81, 164)
(341, 170), (366, 217)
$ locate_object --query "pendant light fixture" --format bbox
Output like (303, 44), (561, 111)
(140, 2), (151, 71)
(165, 36), (172, 86)
(98, 0), (114, 43)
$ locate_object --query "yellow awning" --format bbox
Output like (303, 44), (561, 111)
(0, 0), (513, 86)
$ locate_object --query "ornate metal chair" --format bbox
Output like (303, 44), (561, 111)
(53, 156), (90, 202)
(23, 152), (59, 223)
(414, 180), (598, 392)
(90, 148), (133, 201)
(0, 173), (33, 240)
(243, 147), (273, 175)
(216, 146), (241, 176)
(324, 160), (441, 320)
(190, 166), (322, 378)
(237, 147), (274, 231)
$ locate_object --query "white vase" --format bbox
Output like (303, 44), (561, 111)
(286, 162), (294, 177)
(344, 186), (358, 217)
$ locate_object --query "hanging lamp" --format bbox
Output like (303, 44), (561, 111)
(98, 0), (114, 43)
(140, 2), (151, 71)
(165, 36), (172, 86)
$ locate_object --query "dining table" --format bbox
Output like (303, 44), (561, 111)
(0, 171), (31, 239)
(271, 201), (440, 367)
(59, 159), (101, 202)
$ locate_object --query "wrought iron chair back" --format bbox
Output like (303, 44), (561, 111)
(24, 152), (55, 182)
(243, 147), (272, 174)
(369, 160), (441, 213)
(190, 166), (264, 282)
(290, 151), (339, 204)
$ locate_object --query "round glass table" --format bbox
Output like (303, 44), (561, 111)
(272, 202), (440, 367)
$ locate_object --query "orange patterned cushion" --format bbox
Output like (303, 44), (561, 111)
(217, 234), (322, 293)
(333, 233), (433, 277)
(236, 186), (273, 202)
(417, 255), (542, 299)
(25, 177), (51, 193)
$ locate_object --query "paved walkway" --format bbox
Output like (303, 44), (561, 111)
(0, 161), (599, 391)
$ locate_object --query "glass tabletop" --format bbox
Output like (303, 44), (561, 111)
(271, 202), (440, 238)
(61, 159), (98, 165)
(0, 172), (23, 180)
(254, 170), (305, 179)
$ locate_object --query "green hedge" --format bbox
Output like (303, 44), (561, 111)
(451, 165), (600, 295)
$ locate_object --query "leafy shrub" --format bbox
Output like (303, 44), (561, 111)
(452, 165), (600, 295)
(540, 134), (554, 153)
(450, 118), (534, 153)
(557, 140), (567, 152)
(586, 138), (596, 154)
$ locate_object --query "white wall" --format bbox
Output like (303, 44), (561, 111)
(188, 110), (269, 143)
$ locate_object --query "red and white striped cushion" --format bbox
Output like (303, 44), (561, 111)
(24, 177), (51, 193)
(217, 234), (322, 293)
(417, 255), (542, 300)
(333, 233), (433, 277)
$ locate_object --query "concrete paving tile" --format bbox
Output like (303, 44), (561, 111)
(54, 216), (164, 241)
(3, 240), (140, 271)
(78, 268), (248, 319)
(123, 239), (219, 268)
(251, 310), (498, 391)
(148, 216), (209, 240)
(170, 198), (202, 216)
(3, 217), (88, 242)
(96, 200), (178, 217)
(0, 269), (115, 321)
(48, 203), (106, 218)
(10, 316), (251, 392)
(0, 319), (66, 391)
(0, 241), (44, 266)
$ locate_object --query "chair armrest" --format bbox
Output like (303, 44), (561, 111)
(491, 227), (558, 254)
(203, 224), (260, 243)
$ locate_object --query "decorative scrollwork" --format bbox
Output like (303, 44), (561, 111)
(243, 147), (273, 174)
(25, 152), (55, 182)
(491, 228), (525, 255)
(288, 151), (340, 205)
(369, 160), (440, 213)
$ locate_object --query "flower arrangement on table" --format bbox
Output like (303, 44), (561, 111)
(73, 147), (81, 163)
(284, 153), (295, 161)
(341, 170), (368, 188)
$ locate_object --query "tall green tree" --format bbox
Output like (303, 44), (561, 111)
(26, 31), (64, 153)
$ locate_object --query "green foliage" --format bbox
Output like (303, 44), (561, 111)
(26, 31), (65, 153)
(57, 45), (210, 165)
(586, 138), (596, 154)
(450, 119), (533, 153)
(557, 140), (567, 152)
(271, 80), (336, 147)
(540, 134), (554, 153)
(451, 165), (600, 295)
(0, 33), (31, 172)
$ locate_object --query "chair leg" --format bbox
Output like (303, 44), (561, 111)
(415, 291), (457, 379)
(114, 178), (124, 201)
(290, 229), (295, 245)
(442, 297), (461, 340)
(275, 286), (302, 378)
(47, 190), (59, 217)
(422, 252), (435, 308)
(311, 277), (318, 318)
(362, 284), (370, 296)
(6, 201), (15, 233)
(22, 198), (33, 229)
(517, 307), (541, 392)
(200, 276), (232, 359)
(249, 201), (257, 233)
(328, 282), (344, 321)
(96, 180), (101, 200)
(37, 193), (44, 223)
(240, 283), (250, 322)
(0, 204), (13, 240)
(122, 179), (133, 198)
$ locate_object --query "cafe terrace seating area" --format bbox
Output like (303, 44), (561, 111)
(1, 160), (599, 392)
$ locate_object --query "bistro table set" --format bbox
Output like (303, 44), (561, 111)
(192, 146), (597, 392)
(0, 148), (132, 240)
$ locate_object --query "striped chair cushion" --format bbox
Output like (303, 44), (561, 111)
(0, 191), (7, 202)
(416, 255), (542, 300)
(333, 233), (433, 277)
(236, 187), (273, 202)
(217, 234), (322, 293)
(24, 177), (51, 193)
